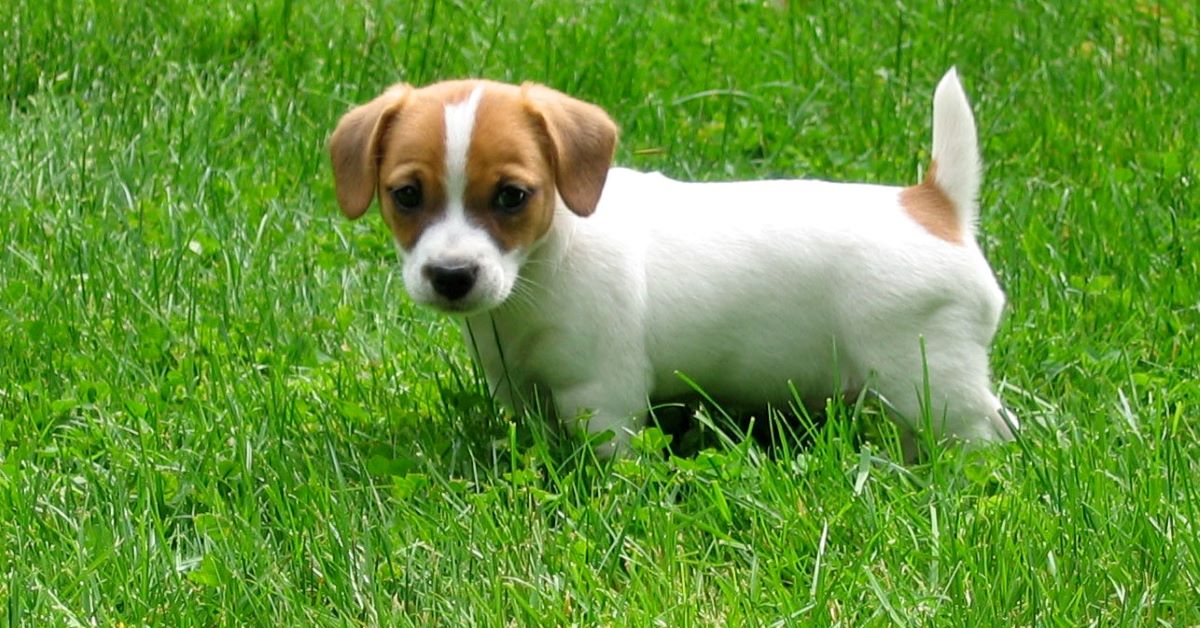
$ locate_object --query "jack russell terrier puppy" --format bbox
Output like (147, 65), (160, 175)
(330, 68), (1016, 457)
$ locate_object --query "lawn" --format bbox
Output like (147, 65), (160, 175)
(2, 0), (1198, 624)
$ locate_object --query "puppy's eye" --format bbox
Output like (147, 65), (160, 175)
(390, 184), (422, 212)
(494, 185), (529, 214)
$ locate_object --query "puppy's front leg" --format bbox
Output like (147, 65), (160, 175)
(553, 383), (648, 458)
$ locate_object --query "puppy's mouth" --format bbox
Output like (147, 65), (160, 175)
(424, 294), (498, 316)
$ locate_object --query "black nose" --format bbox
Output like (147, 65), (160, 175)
(424, 262), (478, 301)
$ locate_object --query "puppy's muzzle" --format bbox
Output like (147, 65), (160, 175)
(424, 261), (479, 301)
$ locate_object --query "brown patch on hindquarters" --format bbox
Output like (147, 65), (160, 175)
(900, 160), (963, 245)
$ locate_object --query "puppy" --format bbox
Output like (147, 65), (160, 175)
(329, 69), (1016, 456)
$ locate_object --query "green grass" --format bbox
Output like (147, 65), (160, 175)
(2, 0), (1198, 623)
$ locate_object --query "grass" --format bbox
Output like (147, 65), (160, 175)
(1, 0), (1198, 623)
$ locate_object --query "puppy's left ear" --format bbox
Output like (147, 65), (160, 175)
(522, 84), (618, 217)
(329, 84), (412, 219)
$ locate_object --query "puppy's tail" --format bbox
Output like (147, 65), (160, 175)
(929, 67), (981, 235)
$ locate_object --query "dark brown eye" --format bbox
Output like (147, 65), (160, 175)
(494, 185), (529, 214)
(390, 184), (422, 212)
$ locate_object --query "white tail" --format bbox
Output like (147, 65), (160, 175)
(930, 68), (981, 236)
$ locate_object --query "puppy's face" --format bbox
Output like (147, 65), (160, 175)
(330, 80), (617, 313)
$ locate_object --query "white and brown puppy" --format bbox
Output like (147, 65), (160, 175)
(330, 69), (1016, 456)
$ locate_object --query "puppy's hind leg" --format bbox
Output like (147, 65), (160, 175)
(871, 335), (1014, 448)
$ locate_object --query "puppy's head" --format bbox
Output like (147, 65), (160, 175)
(330, 80), (618, 314)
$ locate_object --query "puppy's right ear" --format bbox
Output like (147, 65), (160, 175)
(329, 84), (411, 219)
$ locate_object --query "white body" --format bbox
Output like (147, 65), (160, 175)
(463, 168), (1009, 452)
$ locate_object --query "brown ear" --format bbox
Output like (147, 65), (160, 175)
(522, 84), (618, 217)
(329, 84), (411, 219)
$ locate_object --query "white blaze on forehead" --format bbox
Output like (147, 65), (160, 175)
(443, 86), (485, 213)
